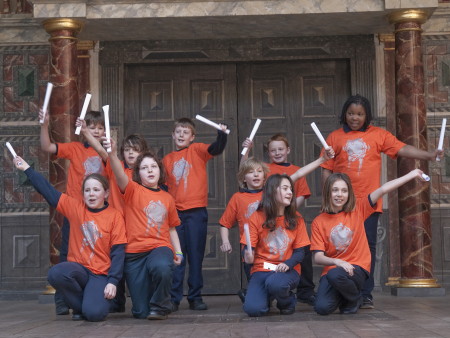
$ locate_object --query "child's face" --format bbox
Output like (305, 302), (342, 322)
(83, 178), (109, 209)
(139, 156), (160, 189)
(330, 179), (349, 212)
(275, 178), (293, 208)
(123, 146), (141, 168)
(244, 165), (265, 190)
(172, 126), (195, 150)
(268, 140), (290, 164)
(87, 122), (105, 141)
(345, 103), (366, 131)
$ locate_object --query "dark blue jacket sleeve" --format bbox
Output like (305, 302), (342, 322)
(284, 247), (305, 270)
(107, 244), (125, 286)
(207, 130), (228, 156)
(24, 167), (62, 208)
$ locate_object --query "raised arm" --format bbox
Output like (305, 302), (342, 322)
(369, 168), (426, 204)
(397, 144), (443, 162)
(77, 118), (108, 161)
(290, 147), (335, 183)
(207, 125), (228, 156)
(39, 109), (57, 154)
(105, 138), (129, 193)
(240, 138), (254, 165)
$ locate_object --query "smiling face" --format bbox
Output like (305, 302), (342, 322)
(345, 103), (367, 131)
(123, 146), (141, 168)
(268, 140), (290, 164)
(87, 122), (105, 141)
(172, 126), (195, 150)
(244, 165), (265, 190)
(139, 156), (160, 189)
(83, 178), (109, 209)
(275, 178), (293, 214)
(330, 179), (349, 213)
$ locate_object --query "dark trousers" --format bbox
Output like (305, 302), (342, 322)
(314, 266), (368, 315)
(48, 262), (110, 322)
(125, 246), (174, 319)
(296, 245), (315, 299)
(361, 212), (381, 299)
(171, 207), (208, 304)
(243, 270), (300, 317)
(54, 217), (70, 307)
(110, 277), (126, 312)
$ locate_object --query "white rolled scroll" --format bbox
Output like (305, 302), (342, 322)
(6, 142), (22, 165)
(195, 114), (230, 134)
(75, 93), (92, 135)
(103, 105), (112, 153)
(437, 118), (447, 161)
(241, 119), (262, 156)
(40, 82), (53, 124)
(310, 122), (330, 149)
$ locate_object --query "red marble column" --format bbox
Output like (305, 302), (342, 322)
(389, 10), (439, 288)
(43, 18), (83, 265)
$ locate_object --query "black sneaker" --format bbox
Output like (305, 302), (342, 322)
(297, 294), (316, 306)
(340, 297), (363, 314)
(147, 310), (168, 320)
(360, 296), (374, 309)
(189, 300), (208, 311)
(237, 289), (246, 303)
(71, 313), (85, 321)
(171, 302), (179, 313)
(280, 307), (295, 315)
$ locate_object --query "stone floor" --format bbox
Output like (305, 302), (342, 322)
(1, 292), (450, 337)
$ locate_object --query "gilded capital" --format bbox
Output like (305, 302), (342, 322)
(388, 9), (430, 25)
(43, 18), (84, 35)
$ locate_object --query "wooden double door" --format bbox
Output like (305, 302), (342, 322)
(125, 60), (350, 294)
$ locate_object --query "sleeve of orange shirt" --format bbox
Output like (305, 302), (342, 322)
(310, 216), (327, 253)
(219, 194), (238, 229)
(319, 132), (336, 171)
(291, 215), (311, 249)
(56, 142), (77, 160)
(167, 194), (181, 227)
(294, 177), (311, 198)
(380, 128), (406, 159)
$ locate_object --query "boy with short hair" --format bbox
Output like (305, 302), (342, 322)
(163, 117), (227, 311)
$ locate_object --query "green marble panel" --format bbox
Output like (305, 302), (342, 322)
(18, 66), (35, 97)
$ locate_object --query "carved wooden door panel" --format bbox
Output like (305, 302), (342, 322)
(124, 64), (240, 294)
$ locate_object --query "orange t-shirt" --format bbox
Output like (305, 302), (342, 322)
(320, 125), (405, 212)
(123, 180), (180, 254)
(104, 159), (133, 216)
(56, 142), (105, 201)
(219, 190), (262, 237)
(267, 163), (311, 199)
(162, 143), (213, 210)
(56, 194), (127, 275)
(240, 210), (310, 274)
(310, 197), (376, 276)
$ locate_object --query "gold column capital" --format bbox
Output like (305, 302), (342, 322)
(379, 33), (395, 43)
(42, 18), (84, 35)
(77, 40), (95, 51)
(388, 9), (430, 25)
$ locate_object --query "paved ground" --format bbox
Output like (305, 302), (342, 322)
(1, 292), (450, 337)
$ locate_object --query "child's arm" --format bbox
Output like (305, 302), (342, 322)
(313, 251), (356, 276)
(207, 124), (228, 156)
(169, 227), (183, 265)
(104, 243), (126, 299)
(219, 226), (232, 253)
(369, 168), (426, 204)
(277, 246), (305, 272)
(290, 147), (335, 182)
(240, 138), (254, 164)
(39, 110), (57, 154)
(76, 118), (108, 161)
(398, 145), (444, 162)
(104, 138), (129, 193)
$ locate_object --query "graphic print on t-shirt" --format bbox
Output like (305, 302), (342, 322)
(343, 138), (370, 173)
(264, 226), (290, 260)
(143, 200), (167, 237)
(80, 220), (103, 260)
(83, 156), (103, 176)
(330, 222), (353, 253)
(172, 157), (191, 191)
(245, 200), (260, 219)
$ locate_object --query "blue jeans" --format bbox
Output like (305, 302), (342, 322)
(361, 212), (380, 299)
(48, 262), (110, 321)
(171, 207), (208, 304)
(125, 246), (174, 318)
(243, 270), (300, 317)
(296, 245), (315, 299)
(314, 266), (368, 315)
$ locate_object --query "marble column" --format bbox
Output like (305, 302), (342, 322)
(388, 10), (440, 289)
(42, 18), (83, 265)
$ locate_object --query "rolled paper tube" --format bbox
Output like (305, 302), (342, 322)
(422, 173), (430, 182)
(103, 105), (112, 153)
(75, 93), (92, 135)
(241, 118), (262, 156)
(436, 118), (447, 161)
(6, 142), (22, 165)
(40, 82), (53, 124)
(195, 114), (230, 134)
(310, 122), (330, 149)
(244, 223), (252, 254)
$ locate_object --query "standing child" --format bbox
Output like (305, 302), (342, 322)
(320, 94), (443, 309)
(106, 138), (182, 320)
(163, 117), (228, 311)
(13, 156), (126, 322)
(312, 170), (428, 315)
(40, 110), (106, 315)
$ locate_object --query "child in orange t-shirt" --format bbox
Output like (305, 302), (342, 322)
(311, 169), (428, 315)
(106, 137), (182, 320)
(13, 156), (126, 322)
(40, 109), (106, 315)
(163, 117), (228, 311)
(320, 94), (443, 309)
(241, 174), (310, 317)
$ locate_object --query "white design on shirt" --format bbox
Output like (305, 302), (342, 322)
(245, 200), (260, 219)
(143, 200), (167, 237)
(343, 138), (370, 174)
(330, 222), (353, 254)
(83, 156), (103, 176)
(264, 226), (291, 260)
(172, 157), (191, 191)
(80, 220), (102, 260)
